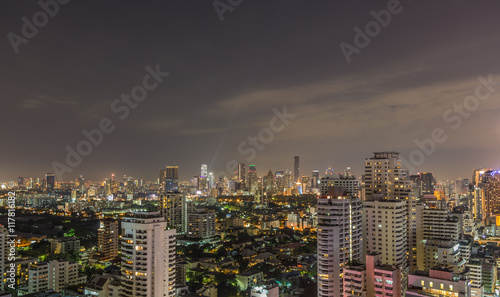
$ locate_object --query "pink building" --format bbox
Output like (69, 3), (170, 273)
(343, 252), (402, 297)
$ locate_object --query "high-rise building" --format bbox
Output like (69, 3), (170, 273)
(481, 170), (500, 223)
(238, 163), (246, 190)
(411, 172), (437, 196)
(187, 208), (216, 241)
(422, 209), (459, 242)
(311, 170), (320, 189)
(159, 192), (187, 234)
(320, 173), (359, 197)
(248, 165), (258, 194)
(121, 212), (176, 297)
(362, 152), (412, 201)
(294, 156), (300, 183)
(28, 260), (86, 293)
(45, 173), (55, 193)
(98, 218), (119, 261)
(200, 164), (208, 177)
(317, 193), (362, 297)
(363, 200), (408, 272)
(160, 166), (179, 192)
(18, 176), (24, 188)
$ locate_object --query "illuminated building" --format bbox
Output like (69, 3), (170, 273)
(317, 191), (362, 297)
(28, 260), (86, 293)
(343, 253), (402, 297)
(160, 165), (179, 192)
(238, 162), (246, 190)
(363, 200), (408, 277)
(159, 192), (187, 234)
(200, 164), (208, 177)
(98, 218), (119, 260)
(251, 283), (279, 297)
(294, 156), (300, 183)
(320, 173), (359, 197)
(406, 268), (471, 297)
(481, 170), (500, 223)
(362, 152), (411, 201)
(50, 237), (80, 254)
(121, 212), (176, 297)
(248, 165), (258, 194)
(18, 176), (24, 188)
(312, 169), (320, 189)
(45, 173), (55, 193)
(187, 208), (216, 241)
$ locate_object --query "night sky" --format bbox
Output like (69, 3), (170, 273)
(2, 1), (500, 182)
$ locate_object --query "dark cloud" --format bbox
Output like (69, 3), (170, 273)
(1, 0), (500, 182)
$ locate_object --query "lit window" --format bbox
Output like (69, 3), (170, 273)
(429, 282), (433, 288)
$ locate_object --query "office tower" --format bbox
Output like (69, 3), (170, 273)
(248, 165), (258, 194)
(363, 200), (408, 272)
(311, 170), (320, 189)
(187, 208), (216, 241)
(343, 253), (402, 297)
(208, 172), (214, 189)
(407, 269), (471, 297)
(264, 170), (275, 195)
(275, 171), (287, 193)
(408, 188), (424, 273)
(294, 156), (300, 183)
(320, 172), (359, 197)
(410, 172), (437, 197)
(238, 162), (246, 190)
(159, 192), (187, 234)
(121, 212), (176, 297)
(160, 166), (179, 192)
(28, 260), (87, 293)
(18, 176), (24, 188)
(317, 193), (362, 297)
(362, 152), (411, 201)
(98, 218), (119, 260)
(451, 206), (474, 237)
(200, 164), (208, 177)
(45, 173), (55, 192)
(50, 237), (80, 254)
(472, 168), (490, 221)
(480, 170), (500, 223)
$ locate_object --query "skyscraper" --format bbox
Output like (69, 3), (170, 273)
(294, 156), (300, 183)
(159, 192), (187, 234)
(200, 164), (208, 177)
(18, 176), (24, 188)
(45, 173), (55, 193)
(98, 218), (119, 261)
(248, 165), (258, 194)
(160, 166), (179, 192)
(311, 170), (320, 189)
(238, 162), (245, 190)
(363, 199), (409, 291)
(317, 192), (362, 297)
(362, 152), (411, 201)
(121, 212), (176, 297)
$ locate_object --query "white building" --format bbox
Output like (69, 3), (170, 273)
(317, 195), (362, 297)
(187, 208), (216, 240)
(251, 283), (279, 297)
(362, 152), (412, 201)
(28, 260), (86, 293)
(423, 209), (460, 242)
(320, 175), (359, 197)
(121, 212), (176, 297)
(363, 200), (408, 271)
